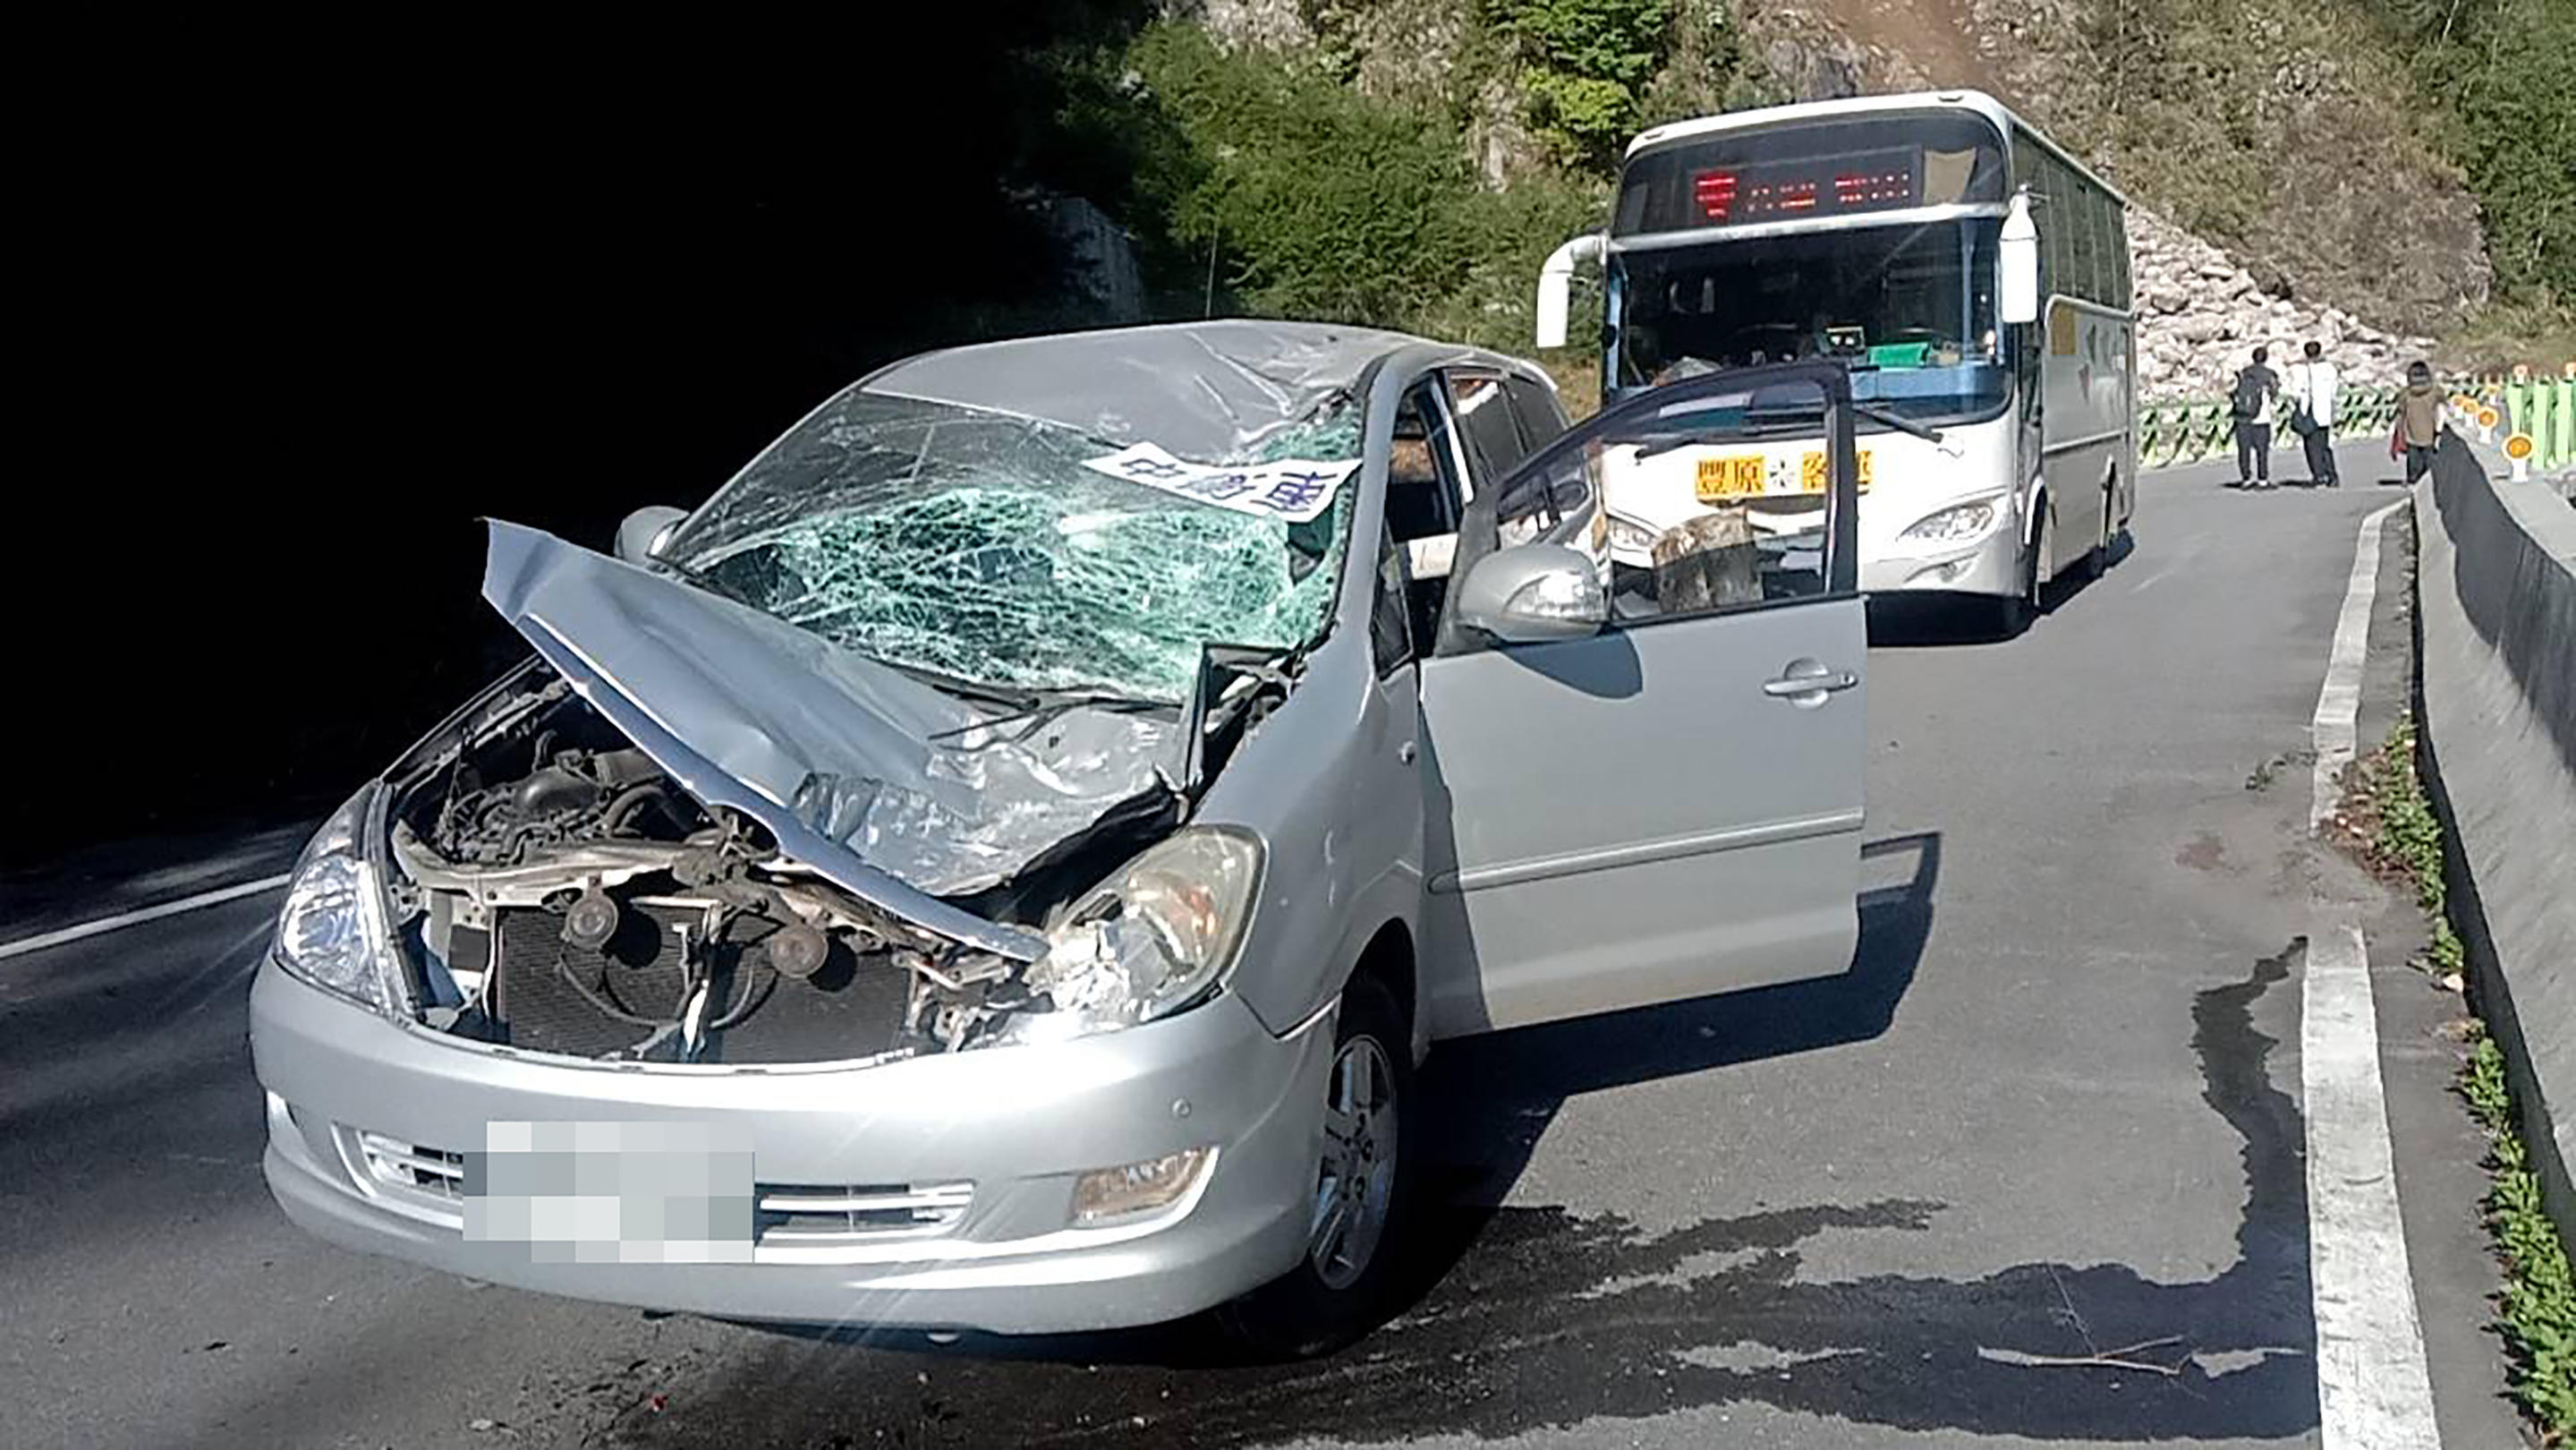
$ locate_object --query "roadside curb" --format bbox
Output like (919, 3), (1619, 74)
(2410, 433), (2576, 1253)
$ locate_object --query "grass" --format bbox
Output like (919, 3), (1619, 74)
(2356, 714), (2575, 1440)
(2443, 295), (2576, 378)
(2349, 716), (2463, 978)
(2461, 1024), (2576, 1441)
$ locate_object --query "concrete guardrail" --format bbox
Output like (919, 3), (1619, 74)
(2413, 431), (2576, 1250)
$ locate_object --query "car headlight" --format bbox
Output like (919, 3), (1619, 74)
(272, 784), (393, 1011)
(1899, 496), (2007, 544)
(993, 827), (1264, 1045)
(1606, 514), (1659, 554)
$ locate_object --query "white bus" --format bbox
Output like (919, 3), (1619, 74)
(1535, 90), (2136, 629)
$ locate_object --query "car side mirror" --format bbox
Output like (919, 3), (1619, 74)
(1451, 543), (1608, 645)
(1999, 190), (2040, 326)
(615, 506), (688, 566)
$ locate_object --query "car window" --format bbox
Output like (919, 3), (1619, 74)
(1447, 369), (1529, 489)
(1504, 375), (1568, 452)
(1440, 370), (1849, 653)
(1386, 380), (1476, 647)
(1370, 525), (1413, 675)
(1387, 385), (1466, 546)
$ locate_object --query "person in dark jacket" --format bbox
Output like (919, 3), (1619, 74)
(2393, 360), (2442, 485)
(2230, 346), (2281, 489)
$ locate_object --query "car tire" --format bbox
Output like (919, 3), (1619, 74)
(1215, 974), (1414, 1360)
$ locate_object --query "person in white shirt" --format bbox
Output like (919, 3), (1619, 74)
(2287, 340), (2341, 487)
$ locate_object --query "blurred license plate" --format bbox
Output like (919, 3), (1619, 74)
(463, 1121), (753, 1264)
(1695, 450), (1873, 500)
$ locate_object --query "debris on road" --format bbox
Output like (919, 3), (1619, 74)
(1977, 1336), (2191, 1377)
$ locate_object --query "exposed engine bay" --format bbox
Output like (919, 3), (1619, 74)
(382, 659), (1281, 1067)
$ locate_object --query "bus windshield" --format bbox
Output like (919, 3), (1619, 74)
(1607, 218), (2006, 424)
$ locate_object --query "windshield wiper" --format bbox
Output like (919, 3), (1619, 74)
(1632, 404), (1944, 461)
(1633, 421), (1808, 460)
(1855, 405), (1944, 444)
(656, 557), (761, 610)
(928, 689), (1172, 745)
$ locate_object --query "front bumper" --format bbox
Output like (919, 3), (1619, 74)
(251, 964), (1333, 1334)
(1610, 503), (2027, 598)
(1860, 500), (2026, 597)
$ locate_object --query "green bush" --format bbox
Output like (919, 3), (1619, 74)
(1485, 0), (1673, 171)
(1124, 24), (1486, 324)
(2377, 0), (2576, 310)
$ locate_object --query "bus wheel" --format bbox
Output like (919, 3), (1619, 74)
(1996, 509), (2046, 635)
(2072, 473), (2118, 581)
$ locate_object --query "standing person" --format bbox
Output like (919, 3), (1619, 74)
(2393, 360), (2442, 485)
(2230, 345), (2281, 489)
(2288, 340), (2341, 486)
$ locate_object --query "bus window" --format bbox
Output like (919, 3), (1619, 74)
(2068, 184), (2100, 306)
(2112, 210), (2133, 310)
(1603, 223), (2008, 422)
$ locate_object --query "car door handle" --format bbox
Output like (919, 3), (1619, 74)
(1763, 665), (1859, 698)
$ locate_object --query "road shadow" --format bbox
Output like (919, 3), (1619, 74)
(1866, 530), (2137, 648)
(626, 926), (2320, 1447)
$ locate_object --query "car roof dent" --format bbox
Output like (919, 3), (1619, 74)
(864, 320), (1436, 464)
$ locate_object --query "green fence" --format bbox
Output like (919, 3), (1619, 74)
(2138, 388), (2410, 468)
(2139, 371), (2576, 471)
(2480, 371), (2576, 470)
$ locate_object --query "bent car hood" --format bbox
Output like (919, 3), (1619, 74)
(480, 521), (1186, 952)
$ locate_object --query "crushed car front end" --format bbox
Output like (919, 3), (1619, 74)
(250, 323), (1397, 1332)
(247, 636), (1340, 1331)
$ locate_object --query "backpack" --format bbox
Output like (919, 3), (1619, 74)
(2231, 367), (2269, 421)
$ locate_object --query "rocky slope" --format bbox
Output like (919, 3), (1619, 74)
(1176, 0), (2461, 398)
(1741, 0), (2470, 396)
(2130, 207), (2443, 398)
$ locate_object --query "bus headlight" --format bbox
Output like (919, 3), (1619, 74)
(1900, 496), (2007, 545)
(1605, 514), (1659, 554)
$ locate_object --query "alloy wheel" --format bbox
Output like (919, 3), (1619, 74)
(1308, 1034), (1399, 1291)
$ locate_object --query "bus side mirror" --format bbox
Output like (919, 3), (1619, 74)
(1999, 192), (2040, 326)
(1535, 233), (1603, 349)
(1537, 272), (1571, 349)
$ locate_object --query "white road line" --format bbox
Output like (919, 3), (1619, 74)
(2303, 499), (2439, 1449)
(2302, 923), (2439, 1447)
(2311, 502), (2406, 830)
(0, 872), (292, 963)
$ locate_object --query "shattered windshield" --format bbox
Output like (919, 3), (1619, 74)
(660, 391), (1362, 704)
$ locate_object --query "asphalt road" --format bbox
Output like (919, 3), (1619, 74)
(0, 441), (2528, 1449)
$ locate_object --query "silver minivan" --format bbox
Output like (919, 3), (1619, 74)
(251, 320), (1868, 1354)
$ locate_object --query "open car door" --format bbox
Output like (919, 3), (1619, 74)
(1416, 362), (1867, 1036)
